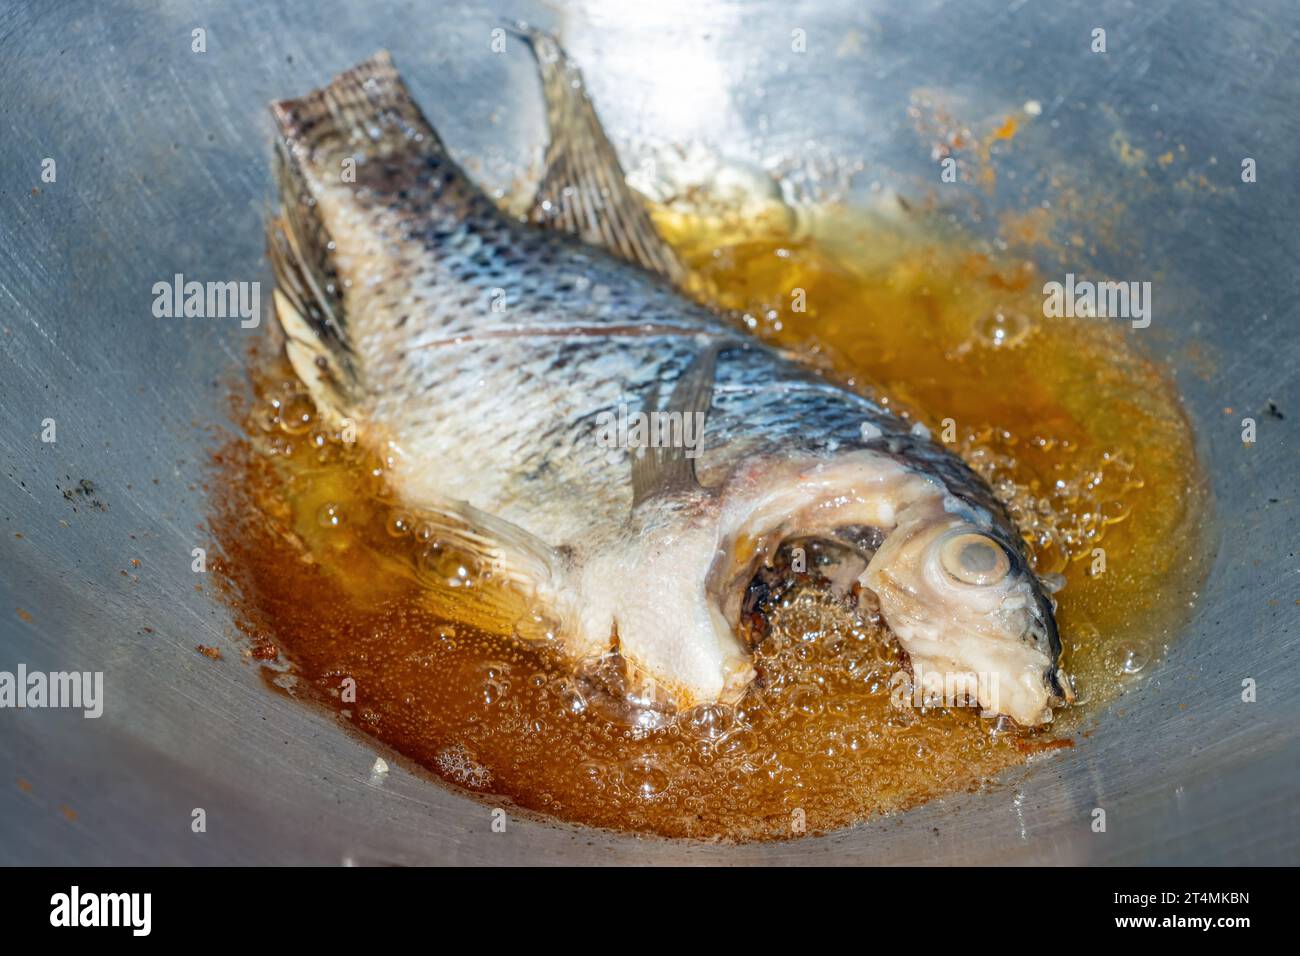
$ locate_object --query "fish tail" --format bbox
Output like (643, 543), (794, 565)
(270, 51), (449, 176)
(266, 52), (494, 423)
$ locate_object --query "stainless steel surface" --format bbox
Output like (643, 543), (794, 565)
(1, 0), (1297, 864)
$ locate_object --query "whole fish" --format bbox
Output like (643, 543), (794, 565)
(267, 28), (1071, 725)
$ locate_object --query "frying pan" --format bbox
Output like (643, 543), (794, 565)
(1, 0), (1297, 863)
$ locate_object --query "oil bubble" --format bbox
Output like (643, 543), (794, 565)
(622, 759), (669, 797)
(278, 394), (314, 434)
(682, 703), (734, 740)
(511, 610), (560, 644)
(553, 679), (588, 715)
(1119, 644), (1148, 675)
(785, 684), (824, 718)
(386, 511), (415, 537)
(715, 729), (757, 757)
(316, 503), (345, 528)
(1101, 498), (1132, 525)
(483, 679), (507, 706)
(975, 309), (1031, 348)
(482, 661), (512, 680)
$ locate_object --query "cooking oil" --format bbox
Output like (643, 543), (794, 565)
(211, 198), (1207, 841)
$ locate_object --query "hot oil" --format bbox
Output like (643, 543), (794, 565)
(660, 202), (1208, 706)
(212, 202), (1207, 842)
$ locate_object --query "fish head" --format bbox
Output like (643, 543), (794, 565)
(862, 505), (1071, 726)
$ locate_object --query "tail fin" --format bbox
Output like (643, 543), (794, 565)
(270, 51), (449, 171)
(266, 52), (468, 424)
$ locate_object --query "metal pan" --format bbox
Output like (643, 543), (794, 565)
(1, 0), (1296, 863)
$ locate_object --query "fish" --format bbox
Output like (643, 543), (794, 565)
(265, 26), (1072, 726)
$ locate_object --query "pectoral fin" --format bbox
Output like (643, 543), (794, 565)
(630, 343), (725, 507)
(393, 496), (569, 634)
(406, 497), (562, 591)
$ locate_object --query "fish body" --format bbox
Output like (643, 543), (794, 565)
(268, 33), (1070, 725)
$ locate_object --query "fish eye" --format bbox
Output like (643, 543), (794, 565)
(939, 533), (1011, 586)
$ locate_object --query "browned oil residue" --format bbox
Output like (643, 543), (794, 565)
(209, 204), (1206, 842)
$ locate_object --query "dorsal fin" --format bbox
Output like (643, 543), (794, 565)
(508, 24), (686, 285)
(630, 343), (724, 507)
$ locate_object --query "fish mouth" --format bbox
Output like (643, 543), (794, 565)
(1022, 570), (1074, 705)
(1030, 609), (1072, 704)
